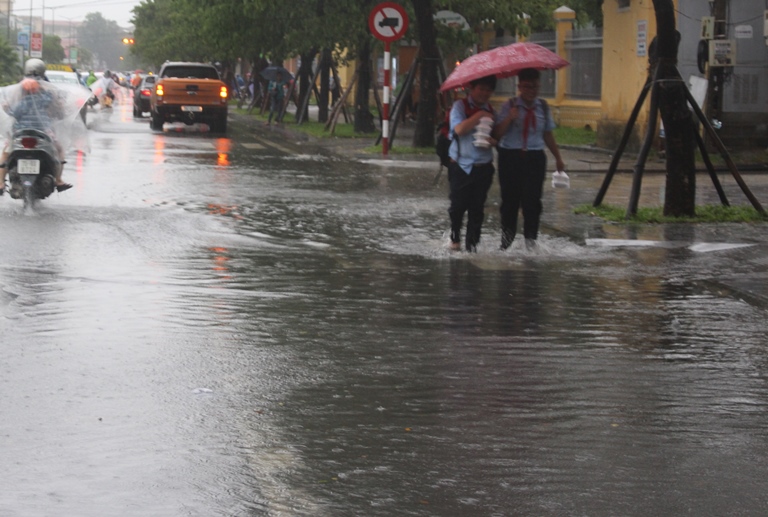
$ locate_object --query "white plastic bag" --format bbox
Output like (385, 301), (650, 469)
(551, 170), (570, 189)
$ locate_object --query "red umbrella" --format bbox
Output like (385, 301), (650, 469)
(440, 42), (570, 92)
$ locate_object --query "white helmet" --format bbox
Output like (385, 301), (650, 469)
(24, 58), (46, 78)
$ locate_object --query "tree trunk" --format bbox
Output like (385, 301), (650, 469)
(410, 0), (440, 147)
(653, 0), (696, 217)
(298, 49), (317, 123)
(318, 48), (331, 123)
(354, 38), (376, 133)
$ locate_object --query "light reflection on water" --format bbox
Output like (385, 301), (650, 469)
(2, 125), (768, 516)
(174, 169), (768, 514)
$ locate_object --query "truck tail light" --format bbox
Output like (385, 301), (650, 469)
(220, 86), (228, 99)
(156, 85), (164, 97)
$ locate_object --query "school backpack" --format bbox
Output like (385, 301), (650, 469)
(435, 98), (494, 168)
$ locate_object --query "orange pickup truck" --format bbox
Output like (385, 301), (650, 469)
(150, 62), (228, 133)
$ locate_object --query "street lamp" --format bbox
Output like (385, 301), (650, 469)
(46, 6), (58, 38)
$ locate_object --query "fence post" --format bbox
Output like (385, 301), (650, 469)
(554, 6), (576, 104)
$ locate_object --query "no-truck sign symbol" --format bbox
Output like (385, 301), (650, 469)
(368, 2), (409, 43)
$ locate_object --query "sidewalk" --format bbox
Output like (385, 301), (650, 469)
(230, 107), (768, 226)
(232, 106), (768, 175)
(229, 109), (768, 306)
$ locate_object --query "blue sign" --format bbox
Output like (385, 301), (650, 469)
(17, 32), (29, 50)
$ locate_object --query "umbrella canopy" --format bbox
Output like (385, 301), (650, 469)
(260, 66), (293, 82)
(440, 42), (569, 92)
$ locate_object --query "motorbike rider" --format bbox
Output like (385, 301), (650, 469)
(0, 58), (72, 194)
(130, 70), (142, 89)
(90, 70), (120, 108)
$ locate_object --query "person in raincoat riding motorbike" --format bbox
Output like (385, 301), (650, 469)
(0, 58), (72, 194)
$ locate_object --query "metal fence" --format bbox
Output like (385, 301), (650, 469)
(565, 27), (602, 100)
(492, 27), (603, 101)
(491, 33), (558, 98)
(528, 32), (557, 98)
(490, 35), (517, 97)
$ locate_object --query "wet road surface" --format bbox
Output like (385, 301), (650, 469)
(1, 99), (768, 516)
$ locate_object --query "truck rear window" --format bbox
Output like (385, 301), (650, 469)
(161, 66), (220, 80)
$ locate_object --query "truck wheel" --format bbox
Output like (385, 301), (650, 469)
(218, 111), (227, 133)
(212, 113), (227, 133)
(150, 112), (163, 131)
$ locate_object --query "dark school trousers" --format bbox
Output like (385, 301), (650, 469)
(268, 95), (284, 123)
(497, 148), (547, 244)
(447, 161), (494, 251)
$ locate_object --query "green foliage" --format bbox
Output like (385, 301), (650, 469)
(233, 105), (368, 138)
(132, 0), (385, 67)
(130, 0), (605, 73)
(552, 126), (596, 146)
(43, 35), (66, 64)
(130, 0), (605, 64)
(76, 47), (94, 69)
(434, 18), (477, 62)
(571, 0), (604, 28)
(133, 0), (211, 66)
(574, 203), (768, 223)
(0, 36), (19, 85)
(78, 12), (131, 69)
(364, 144), (433, 154)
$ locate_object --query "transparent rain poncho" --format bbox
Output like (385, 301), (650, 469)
(0, 78), (92, 154)
(89, 76), (120, 101)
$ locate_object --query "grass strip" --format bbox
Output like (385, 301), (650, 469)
(233, 106), (597, 147)
(575, 203), (768, 223)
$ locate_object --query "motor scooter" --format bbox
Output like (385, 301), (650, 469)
(0, 77), (91, 206)
(5, 128), (61, 208)
(86, 89), (114, 109)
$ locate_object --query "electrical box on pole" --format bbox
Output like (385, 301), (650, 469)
(704, 0), (727, 129)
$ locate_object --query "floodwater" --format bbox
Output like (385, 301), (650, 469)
(2, 99), (768, 516)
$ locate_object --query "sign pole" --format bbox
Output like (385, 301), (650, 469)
(382, 42), (391, 156)
(368, 2), (408, 158)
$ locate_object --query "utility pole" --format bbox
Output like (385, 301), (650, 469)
(28, 0), (32, 59)
(705, 0), (727, 127)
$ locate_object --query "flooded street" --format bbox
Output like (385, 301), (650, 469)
(2, 100), (768, 516)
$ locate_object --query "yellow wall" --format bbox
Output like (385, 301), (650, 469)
(548, 7), (604, 131)
(598, 0), (659, 149)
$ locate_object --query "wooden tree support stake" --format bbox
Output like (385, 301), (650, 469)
(594, 64), (765, 217)
(325, 69), (359, 135)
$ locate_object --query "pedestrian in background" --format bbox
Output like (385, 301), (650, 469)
(130, 70), (142, 89)
(266, 71), (287, 126)
(446, 75), (497, 252)
(493, 68), (565, 250)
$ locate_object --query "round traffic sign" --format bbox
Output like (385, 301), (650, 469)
(368, 2), (409, 43)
